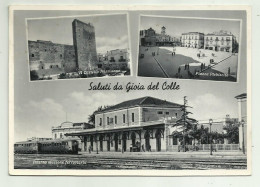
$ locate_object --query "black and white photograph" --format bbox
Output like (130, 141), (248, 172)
(27, 14), (131, 81)
(138, 15), (241, 82)
(9, 7), (250, 176)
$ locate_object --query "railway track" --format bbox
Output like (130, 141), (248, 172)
(14, 154), (247, 170)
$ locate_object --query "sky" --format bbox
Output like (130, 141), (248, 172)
(140, 16), (241, 40)
(27, 14), (129, 53)
(13, 10), (247, 142)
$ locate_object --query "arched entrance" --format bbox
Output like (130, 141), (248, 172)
(90, 135), (94, 151)
(144, 131), (150, 151)
(131, 132), (136, 147)
(155, 130), (161, 152)
(107, 134), (110, 151)
(114, 133), (119, 152)
(99, 135), (103, 151)
(122, 133), (127, 152)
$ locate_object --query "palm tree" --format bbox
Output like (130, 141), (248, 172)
(223, 122), (239, 144)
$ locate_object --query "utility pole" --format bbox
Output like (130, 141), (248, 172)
(209, 119), (213, 155)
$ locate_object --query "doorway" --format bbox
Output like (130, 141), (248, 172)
(114, 134), (118, 151)
(122, 133), (127, 152)
(99, 135), (103, 151)
(144, 131), (150, 151)
(155, 130), (161, 152)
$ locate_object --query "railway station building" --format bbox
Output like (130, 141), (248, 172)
(66, 96), (183, 152)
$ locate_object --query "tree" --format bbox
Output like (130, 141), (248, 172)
(172, 96), (198, 151)
(197, 125), (209, 144)
(223, 122), (239, 144)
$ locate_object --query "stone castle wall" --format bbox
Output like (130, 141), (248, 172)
(72, 19), (98, 71)
(28, 40), (77, 73)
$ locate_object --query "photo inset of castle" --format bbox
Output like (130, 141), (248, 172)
(28, 18), (130, 81)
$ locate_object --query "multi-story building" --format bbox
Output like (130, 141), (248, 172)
(204, 30), (239, 53)
(181, 32), (204, 49)
(96, 49), (130, 71)
(52, 121), (94, 150)
(140, 27), (157, 46)
(140, 26), (177, 46)
(66, 96), (183, 152)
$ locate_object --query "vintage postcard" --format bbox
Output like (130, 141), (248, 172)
(9, 5), (251, 176)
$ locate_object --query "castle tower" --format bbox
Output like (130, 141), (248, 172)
(161, 26), (166, 36)
(72, 19), (98, 71)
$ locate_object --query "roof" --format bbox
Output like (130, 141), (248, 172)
(15, 138), (78, 144)
(72, 19), (93, 27)
(95, 96), (182, 114)
(235, 93), (247, 99)
(182, 32), (204, 35)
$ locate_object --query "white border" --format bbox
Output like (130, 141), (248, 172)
(9, 5), (252, 176)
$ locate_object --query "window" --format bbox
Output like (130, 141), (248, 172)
(50, 65), (52, 68)
(115, 116), (117, 124)
(157, 111), (163, 115)
(54, 134), (57, 139)
(175, 113), (178, 117)
(60, 134), (63, 138)
(123, 114), (126, 123)
(165, 112), (169, 115)
(107, 117), (109, 125)
(99, 118), (102, 126)
(60, 54), (62, 58)
(31, 54), (34, 57)
(132, 113), (134, 122)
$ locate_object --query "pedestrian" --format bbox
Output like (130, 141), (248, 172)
(88, 145), (92, 154)
(228, 67), (231, 76)
(178, 66), (181, 73)
(148, 145), (152, 152)
(172, 52), (173, 56)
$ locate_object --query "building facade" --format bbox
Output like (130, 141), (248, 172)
(140, 27), (177, 46)
(52, 121), (94, 150)
(28, 40), (76, 73)
(66, 96), (183, 152)
(181, 32), (204, 48)
(97, 49), (129, 71)
(204, 30), (239, 53)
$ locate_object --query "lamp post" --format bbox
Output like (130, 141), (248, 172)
(209, 119), (213, 155)
(241, 119), (245, 154)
